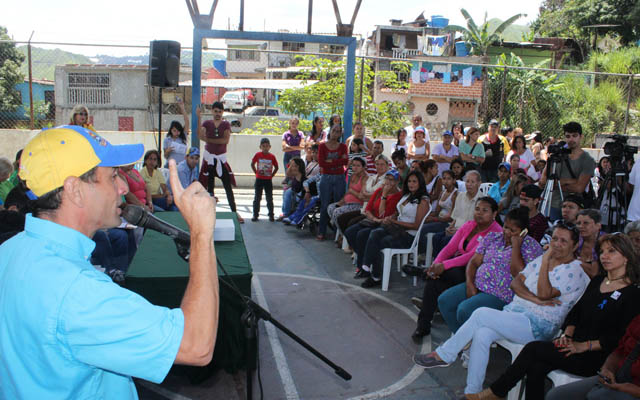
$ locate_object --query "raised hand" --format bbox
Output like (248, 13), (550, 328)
(168, 159), (215, 239)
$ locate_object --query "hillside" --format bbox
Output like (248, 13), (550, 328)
(17, 46), (225, 81)
(486, 18), (531, 42)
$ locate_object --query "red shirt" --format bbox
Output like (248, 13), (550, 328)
(614, 314), (640, 385)
(365, 188), (403, 218)
(202, 120), (231, 154)
(252, 152), (278, 180)
(318, 143), (348, 175)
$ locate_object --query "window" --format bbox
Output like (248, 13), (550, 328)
(67, 72), (111, 104)
(266, 109), (278, 116)
(118, 116), (134, 131)
(319, 44), (345, 54)
(282, 42), (305, 52)
(251, 109), (266, 116)
(426, 103), (438, 116)
(228, 49), (258, 61)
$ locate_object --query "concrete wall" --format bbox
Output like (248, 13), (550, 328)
(1, 129), (610, 187)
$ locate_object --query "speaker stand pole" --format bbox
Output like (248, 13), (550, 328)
(158, 87), (163, 153)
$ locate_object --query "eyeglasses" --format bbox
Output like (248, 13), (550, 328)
(76, 112), (88, 116)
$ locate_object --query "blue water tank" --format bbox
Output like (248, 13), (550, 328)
(455, 42), (469, 56)
(213, 59), (227, 77)
(431, 16), (449, 28)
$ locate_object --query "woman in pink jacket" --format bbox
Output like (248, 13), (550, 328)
(412, 196), (502, 342)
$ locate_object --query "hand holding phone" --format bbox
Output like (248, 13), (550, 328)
(597, 370), (612, 384)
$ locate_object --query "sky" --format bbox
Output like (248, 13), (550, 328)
(2, 0), (543, 56)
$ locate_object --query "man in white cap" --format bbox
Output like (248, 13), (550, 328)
(0, 125), (219, 399)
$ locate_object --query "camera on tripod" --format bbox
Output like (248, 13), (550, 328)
(603, 134), (638, 168)
(547, 141), (571, 160)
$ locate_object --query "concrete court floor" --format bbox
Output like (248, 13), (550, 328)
(136, 188), (515, 400)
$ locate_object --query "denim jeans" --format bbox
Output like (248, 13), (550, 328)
(318, 174), (346, 235)
(435, 307), (535, 394)
(287, 196), (319, 225)
(417, 222), (449, 253)
(91, 228), (137, 273)
(437, 283), (507, 333)
(281, 188), (299, 216)
(545, 376), (636, 400)
(361, 226), (413, 279)
(344, 221), (376, 269)
(152, 197), (178, 212)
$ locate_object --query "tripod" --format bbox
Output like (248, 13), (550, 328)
(596, 163), (629, 232)
(174, 241), (352, 400)
(540, 156), (564, 218)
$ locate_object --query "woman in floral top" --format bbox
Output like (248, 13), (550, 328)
(438, 207), (544, 334)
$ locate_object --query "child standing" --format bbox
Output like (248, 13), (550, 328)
(251, 138), (279, 222)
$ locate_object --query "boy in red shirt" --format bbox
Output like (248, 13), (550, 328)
(251, 138), (279, 221)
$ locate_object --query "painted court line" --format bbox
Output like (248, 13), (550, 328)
(253, 275), (301, 400)
(255, 272), (430, 400)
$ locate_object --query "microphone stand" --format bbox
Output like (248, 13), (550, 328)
(173, 240), (352, 400)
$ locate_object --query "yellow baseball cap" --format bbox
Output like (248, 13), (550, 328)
(20, 125), (144, 197)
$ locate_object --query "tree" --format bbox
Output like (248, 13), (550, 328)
(445, 9), (524, 122)
(276, 55), (410, 137)
(0, 26), (25, 113)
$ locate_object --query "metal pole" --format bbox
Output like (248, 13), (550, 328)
(357, 57), (364, 122)
(342, 40), (357, 141)
(307, 0), (313, 35)
(158, 87), (163, 153)
(239, 0), (244, 31)
(498, 67), (507, 126)
(27, 31), (34, 129)
(623, 75), (633, 135)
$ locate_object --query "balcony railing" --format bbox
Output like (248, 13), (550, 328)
(392, 48), (422, 59)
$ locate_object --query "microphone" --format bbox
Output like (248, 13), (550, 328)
(122, 205), (191, 245)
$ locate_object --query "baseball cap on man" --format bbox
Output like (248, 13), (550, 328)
(187, 146), (200, 157)
(521, 184), (543, 199)
(385, 169), (400, 180)
(442, 130), (453, 137)
(489, 119), (499, 126)
(498, 162), (511, 171)
(20, 125), (144, 197)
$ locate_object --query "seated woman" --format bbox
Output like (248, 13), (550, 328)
(438, 207), (544, 335)
(391, 148), (410, 185)
(428, 170), (482, 258)
(545, 313), (640, 400)
(279, 158), (306, 220)
(420, 160), (442, 209)
(450, 158), (467, 192)
(498, 173), (528, 216)
(576, 209), (606, 278)
(359, 171), (430, 289)
(336, 154), (390, 234)
(120, 164), (153, 212)
(411, 197), (502, 341)
(140, 150), (177, 212)
(474, 233), (640, 400)
(419, 170), (458, 235)
(345, 170), (403, 277)
(414, 223), (591, 397)
(327, 157), (368, 235)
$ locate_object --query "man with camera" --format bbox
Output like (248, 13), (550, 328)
(539, 122), (595, 221)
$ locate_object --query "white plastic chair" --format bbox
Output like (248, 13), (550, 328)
(479, 182), (493, 196)
(547, 370), (584, 392)
(379, 206), (431, 291)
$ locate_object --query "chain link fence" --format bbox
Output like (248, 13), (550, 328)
(1, 37), (639, 147)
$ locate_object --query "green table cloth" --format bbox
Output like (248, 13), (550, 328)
(125, 212), (252, 374)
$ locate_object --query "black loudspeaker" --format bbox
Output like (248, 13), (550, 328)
(148, 40), (181, 88)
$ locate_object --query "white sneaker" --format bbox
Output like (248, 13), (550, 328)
(461, 347), (470, 369)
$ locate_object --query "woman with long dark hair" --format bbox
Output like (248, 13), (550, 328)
(359, 170), (430, 289)
(163, 99), (190, 167)
(317, 124), (348, 240)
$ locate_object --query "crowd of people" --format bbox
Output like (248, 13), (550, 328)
(260, 115), (640, 399)
(5, 103), (640, 399)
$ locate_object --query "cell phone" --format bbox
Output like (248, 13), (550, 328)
(519, 228), (528, 238)
(597, 371), (611, 384)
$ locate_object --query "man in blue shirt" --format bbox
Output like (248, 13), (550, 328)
(488, 162), (511, 204)
(0, 125), (219, 399)
(175, 146), (200, 189)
